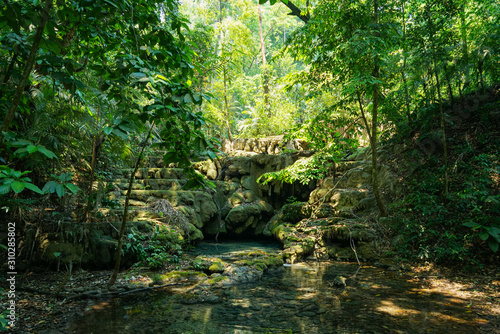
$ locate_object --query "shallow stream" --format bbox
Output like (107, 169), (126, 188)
(69, 241), (481, 333)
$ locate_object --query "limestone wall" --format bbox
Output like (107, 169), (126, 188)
(221, 136), (308, 156)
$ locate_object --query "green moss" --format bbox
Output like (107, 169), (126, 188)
(204, 276), (229, 285)
(208, 261), (225, 273)
(159, 270), (207, 281)
(190, 257), (227, 273)
(235, 254), (284, 271)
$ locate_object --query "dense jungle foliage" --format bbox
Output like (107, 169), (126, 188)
(0, 0), (499, 276)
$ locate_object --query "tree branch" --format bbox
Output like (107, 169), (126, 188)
(280, 0), (309, 23)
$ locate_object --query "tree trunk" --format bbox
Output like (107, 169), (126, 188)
(223, 66), (233, 141)
(108, 122), (155, 287)
(400, 0), (411, 123)
(371, 0), (388, 217)
(86, 105), (101, 221)
(1, 0), (53, 134)
(258, 4), (270, 117)
(433, 54), (449, 196)
(459, 0), (470, 89)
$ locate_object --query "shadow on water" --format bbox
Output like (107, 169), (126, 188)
(69, 242), (483, 334)
(193, 239), (282, 257)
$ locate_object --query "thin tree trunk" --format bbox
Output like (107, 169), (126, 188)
(258, 4), (270, 116)
(422, 75), (429, 106)
(457, 78), (464, 106)
(108, 122), (155, 287)
(433, 54), (449, 196)
(1, 0), (53, 134)
(459, 0), (470, 88)
(356, 91), (372, 142)
(400, 0), (411, 122)
(371, 0), (387, 217)
(223, 66), (233, 141)
(444, 65), (454, 104)
(86, 104), (101, 221)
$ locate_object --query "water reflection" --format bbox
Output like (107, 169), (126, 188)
(69, 242), (481, 333)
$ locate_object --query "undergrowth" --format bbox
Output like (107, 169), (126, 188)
(392, 88), (500, 267)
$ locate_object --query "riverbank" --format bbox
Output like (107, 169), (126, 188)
(6, 257), (500, 333)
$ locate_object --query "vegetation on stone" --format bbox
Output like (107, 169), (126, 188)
(0, 0), (499, 331)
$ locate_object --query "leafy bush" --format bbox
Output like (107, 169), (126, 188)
(394, 152), (500, 265)
(124, 226), (184, 270)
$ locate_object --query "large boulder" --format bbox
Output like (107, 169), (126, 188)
(225, 201), (274, 235)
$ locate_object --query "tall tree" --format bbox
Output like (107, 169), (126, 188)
(282, 0), (396, 216)
(258, 3), (271, 116)
(1, 0), (53, 135)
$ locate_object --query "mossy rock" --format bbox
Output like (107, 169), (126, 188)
(208, 261), (225, 273)
(283, 239), (315, 263)
(154, 270), (207, 282)
(235, 254), (284, 271)
(228, 191), (245, 207)
(203, 275), (229, 285)
(190, 256), (227, 273)
(188, 223), (204, 242)
(326, 246), (357, 260)
(281, 202), (312, 223)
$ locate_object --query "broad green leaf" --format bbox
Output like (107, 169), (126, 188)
(487, 227), (500, 238)
(37, 146), (57, 159)
(13, 147), (28, 156)
(10, 139), (32, 147)
(42, 181), (58, 194)
(55, 184), (65, 198)
(463, 222), (480, 229)
(59, 173), (73, 183)
(479, 232), (489, 241)
(184, 93), (193, 103)
(488, 239), (499, 253)
(26, 144), (39, 153)
(130, 72), (147, 79)
(25, 182), (44, 194)
(207, 150), (216, 160)
(118, 123), (135, 133)
(65, 183), (81, 195)
(11, 181), (26, 193)
(104, 127), (113, 135)
(0, 184), (11, 195)
(112, 128), (128, 139)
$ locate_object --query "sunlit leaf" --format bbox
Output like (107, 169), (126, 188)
(26, 144), (39, 153)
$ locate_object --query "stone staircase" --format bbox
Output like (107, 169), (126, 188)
(101, 142), (316, 244)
